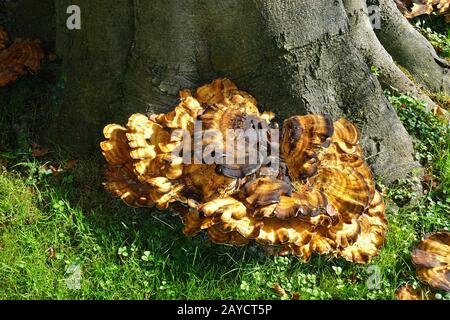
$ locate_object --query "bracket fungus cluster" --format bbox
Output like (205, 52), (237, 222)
(0, 26), (44, 87)
(101, 78), (387, 264)
(395, 0), (450, 19)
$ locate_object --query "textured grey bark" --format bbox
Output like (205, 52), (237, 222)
(344, 0), (438, 111)
(369, 0), (450, 94)
(30, 0), (428, 183)
(5, 0), (55, 42)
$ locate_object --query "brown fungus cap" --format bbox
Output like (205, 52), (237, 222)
(412, 231), (450, 292)
(396, 0), (450, 18)
(0, 26), (44, 87)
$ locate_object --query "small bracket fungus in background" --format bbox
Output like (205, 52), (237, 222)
(100, 78), (387, 264)
(395, 0), (450, 19)
(0, 26), (44, 87)
(412, 231), (450, 292)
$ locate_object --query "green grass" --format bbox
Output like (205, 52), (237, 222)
(0, 150), (448, 300)
(0, 159), (383, 299)
(0, 83), (449, 300)
(0, 43), (449, 300)
(0, 159), (434, 300)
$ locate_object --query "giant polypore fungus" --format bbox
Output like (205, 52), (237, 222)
(0, 26), (44, 87)
(100, 78), (387, 264)
(412, 231), (450, 292)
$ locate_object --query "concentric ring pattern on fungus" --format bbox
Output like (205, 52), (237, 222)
(100, 78), (387, 264)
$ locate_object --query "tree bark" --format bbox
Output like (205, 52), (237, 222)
(344, 0), (438, 110)
(370, 0), (450, 94)
(11, 0), (443, 184)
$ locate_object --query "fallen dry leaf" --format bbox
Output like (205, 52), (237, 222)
(396, 284), (430, 300)
(47, 246), (56, 260)
(41, 162), (63, 176)
(422, 174), (438, 192)
(271, 283), (288, 298)
(291, 292), (300, 300)
(31, 143), (49, 158)
(0, 157), (8, 168)
(64, 159), (80, 170)
(432, 105), (446, 119)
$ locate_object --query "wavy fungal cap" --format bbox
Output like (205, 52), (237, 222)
(100, 78), (387, 264)
(412, 231), (450, 292)
(0, 26), (45, 87)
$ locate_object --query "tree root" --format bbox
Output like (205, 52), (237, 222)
(369, 0), (450, 95)
(344, 0), (446, 116)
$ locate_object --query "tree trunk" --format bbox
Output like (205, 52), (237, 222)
(12, 0), (442, 184)
(370, 0), (450, 94)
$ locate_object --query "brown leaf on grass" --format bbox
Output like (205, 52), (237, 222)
(41, 162), (63, 176)
(31, 143), (49, 157)
(38, 159), (80, 177)
(47, 246), (56, 260)
(432, 105), (446, 119)
(272, 283), (301, 300)
(64, 159), (80, 170)
(291, 292), (300, 300)
(0, 157), (8, 168)
(395, 284), (431, 300)
(271, 283), (288, 298)
(422, 174), (438, 192)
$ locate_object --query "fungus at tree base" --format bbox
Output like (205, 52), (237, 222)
(100, 78), (388, 264)
(0, 25), (44, 87)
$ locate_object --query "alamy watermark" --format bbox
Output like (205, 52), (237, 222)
(366, 265), (381, 290)
(66, 261), (82, 290)
(170, 121), (280, 173)
(368, 5), (381, 30)
(65, 5), (382, 31)
(66, 5), (81, 30)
